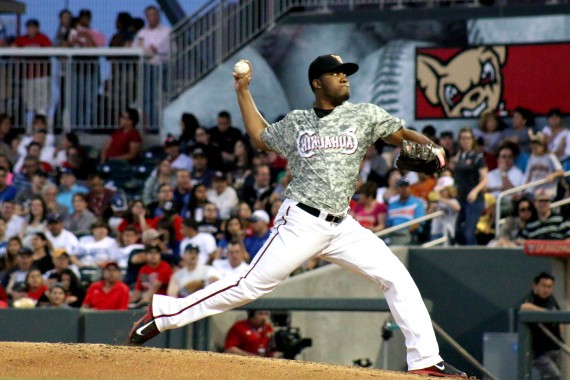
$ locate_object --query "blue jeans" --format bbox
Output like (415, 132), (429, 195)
(534, 350), (561, 380)
(455, 199), (485, 245)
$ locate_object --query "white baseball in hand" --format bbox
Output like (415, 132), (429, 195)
(233, 60), (250, 75)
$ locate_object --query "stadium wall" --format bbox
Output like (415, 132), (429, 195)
(163, 14), (570, 137)
(0, 247), (559, 376)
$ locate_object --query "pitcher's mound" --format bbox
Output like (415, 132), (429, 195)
(0, 342), (428, 379)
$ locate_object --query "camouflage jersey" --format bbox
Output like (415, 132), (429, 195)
(262, 101), (403, 214)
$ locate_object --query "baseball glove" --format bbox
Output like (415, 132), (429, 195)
(396, 140), (445, 174)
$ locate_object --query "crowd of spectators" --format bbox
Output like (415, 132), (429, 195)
(1, 6), (170, 129)
(0, 9), (569, 313)
(0, 104), (569, 311)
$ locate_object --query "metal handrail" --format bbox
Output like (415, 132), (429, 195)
(374, 210), (449, 247)
(0, 47), (161, 131)
(421, 236), (447, 248)
(0, 47), (147, 57)
(432, 321), (498, 380)
(494, 170), (570, 239)
(518, 311), (570, 379)
(167, 0), (483, 100)
(375, 210), (444, 237)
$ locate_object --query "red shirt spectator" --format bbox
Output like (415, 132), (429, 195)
(0, 284), (8, 303)
(351, 182), (387, 232)
(27, 285), (49, 300)
(102, 109), (142, 162)
(352, 202), (387, 230)
(105, 128), (142, 160)
(135, 260), (172, 296)
(14, 19), (52, 78)
(83, 281), (129, 310)
(82, 262), (129, 310)
(225, 310), (276, 357)
(86, 173), (116, 217)
(25, 268), (48, 300)
(148, 214), (183, 241)
(131, 245), (173, 307)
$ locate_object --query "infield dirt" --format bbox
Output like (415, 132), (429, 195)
(0, 342), (433, 379)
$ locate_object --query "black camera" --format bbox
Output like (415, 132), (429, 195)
(271, 311), (313, 360)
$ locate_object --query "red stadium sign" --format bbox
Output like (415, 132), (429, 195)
(415, 43), (570, 119)
(524, 240), (570, 258)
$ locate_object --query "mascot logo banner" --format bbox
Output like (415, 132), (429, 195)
(415, 43), (570, 119)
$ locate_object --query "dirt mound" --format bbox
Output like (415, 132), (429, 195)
(0, 342), (427, 379)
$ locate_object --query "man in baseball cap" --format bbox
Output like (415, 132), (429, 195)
(308, 54), (359, 90)
(244, 210), (271, 260)
(131, 50), (467, 378)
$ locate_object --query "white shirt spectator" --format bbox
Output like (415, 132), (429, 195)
(46, 229), (80, 255)
(76, 235), (120, 267)
(207, 186), (239, 220)
(5, 215), (25, 239)
(116, 243), (145, 269)
(542, 125), (568, 159)
(523, 153), (563, 196)
(180, 233), (217, 265)
(17, 133), (56, 156)
(430, 199), (460, 241)
(212, 259), (248, 279)
(170, 153), (193, 172)
(14, 145), (57, 173)
(376, 187), (399, 205)
(134, 24), (171, 64)
(169, 264), (220, 297)
(486, 166), (525, 198)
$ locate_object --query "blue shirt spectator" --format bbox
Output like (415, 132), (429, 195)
(387, 181), (426, 227)
(243, 210), (271, 261)
(385, 178), (426, 246)
(56, 167), (88, 213)
(190, 148), (214, 188)
(12, 156), (42, 192)
(0, 167), (17, 203)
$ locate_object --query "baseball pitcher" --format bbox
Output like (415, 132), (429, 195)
(129, 54), (465, 378)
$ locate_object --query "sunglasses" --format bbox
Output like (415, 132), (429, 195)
(518, 207), (530, 212)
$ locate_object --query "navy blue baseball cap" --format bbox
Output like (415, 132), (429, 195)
(396, 177), (410, 187)
(47, 213), (64, 224)
(308, 54), (359, 88)
(110, 194), (128, 212)
(58, 166), (75, 175)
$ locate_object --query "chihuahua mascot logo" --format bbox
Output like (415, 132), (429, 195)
(417, 46), (507, 118)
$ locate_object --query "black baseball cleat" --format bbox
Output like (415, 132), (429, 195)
(128, 303), (160, 345)
(409, 361), (467, 378)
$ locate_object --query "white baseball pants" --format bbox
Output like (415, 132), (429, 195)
(152, 198), (442, 370)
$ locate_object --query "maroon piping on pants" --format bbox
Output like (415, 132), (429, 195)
(154, 206), (291, 319)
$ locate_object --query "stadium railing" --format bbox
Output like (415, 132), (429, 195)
(168, 0), (483, 100)
(518, 310), (570, 380)
(375, 210), (448, 247)
(494, 170), (570, 239)
(0, 47), (163, 132)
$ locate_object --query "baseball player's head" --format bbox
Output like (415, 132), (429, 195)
(308, 54), (358, 104)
